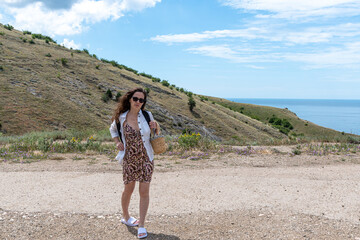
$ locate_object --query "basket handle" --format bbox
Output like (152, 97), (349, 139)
(151, 127), (158, 137)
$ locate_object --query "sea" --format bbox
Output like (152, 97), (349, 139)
(227, 98), (360, 135)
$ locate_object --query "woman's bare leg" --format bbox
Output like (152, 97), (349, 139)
(122, 181), (136, 221)
(138, 182), (150, 227)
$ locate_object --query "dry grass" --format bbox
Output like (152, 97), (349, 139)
(0, 24), (358, 144)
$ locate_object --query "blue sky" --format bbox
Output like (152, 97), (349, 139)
(1, 0), (360, 99)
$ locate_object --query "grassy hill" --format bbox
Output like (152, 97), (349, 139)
(0, 23), (357, 144)
(207, 97), (359, 143)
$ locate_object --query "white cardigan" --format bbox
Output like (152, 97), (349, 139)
(109, 110), (155, 164)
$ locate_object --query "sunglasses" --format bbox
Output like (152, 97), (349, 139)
(132, 97), (145, 103)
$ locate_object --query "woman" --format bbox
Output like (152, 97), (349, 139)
(109, 88), (157, 239)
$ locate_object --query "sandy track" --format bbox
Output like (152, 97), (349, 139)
(1, 165), (360, 225)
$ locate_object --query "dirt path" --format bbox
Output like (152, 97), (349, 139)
(1, 152), (360, 239)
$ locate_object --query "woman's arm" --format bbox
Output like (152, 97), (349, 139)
(148, 112), (160, 134)
(109, 120), (124, 150)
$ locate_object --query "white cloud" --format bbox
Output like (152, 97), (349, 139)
(284, 42), (360, 68)
(151, 23), (360, 45)
(1, 0), (161, 36)
(246, 65), (265, 69)
(61, 38), (81, 49)
(220, 0), (360, 19)
(187, 42), (360, 68)
(3, 0), (78, 9)
(151, 28), (266, 43)
(186, 45), (278, 63)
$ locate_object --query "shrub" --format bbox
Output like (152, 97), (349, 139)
(71, 52), (74, 57)
(61, 58), (67, 66)
(145, 88), (150, 94)
(161, 80), (170, 87)
(110, 60), (120, 68)
(178, 133), (201, 149)
(268, 116), (293, 135)
(23, 30), (32, 35)
(83, 49), (89, 54)
(200, 96), (208, 102)
(102, 93), (110, 103)
(45, 53), (52, 57)
(4, 24), (14, 31)
(180, 88), (184, 93)
(115, 92), (122, 101)
(292, 145), (301, 155)
(75, 50), (82, 53)
(282, 119), (293, 129)
(293, 149), (301, 155)
(37, 138), (53, 152)
(188, 96), (196, 111)
(95, 65), (99, 69)
(0, 66), (3, 71)
(140, 72), (153, 79)
(0, 32), (4, 36)
(347, 136), (360, 144)
(92, 54), (98, 59)
(22, 38), (27, 43)
(31, 33), (56, 43)
(116, 64), (138, 74)
(29, 39), (35, 44)
(106, 89), (112, 99)
(101, 58), (110, 63)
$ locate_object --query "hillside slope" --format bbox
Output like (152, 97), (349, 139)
(0, 23), (353, 143)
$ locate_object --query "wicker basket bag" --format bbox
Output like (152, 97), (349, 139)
(150, 128), (167, 154)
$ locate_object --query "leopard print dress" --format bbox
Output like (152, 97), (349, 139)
(122, 121), (154, 185)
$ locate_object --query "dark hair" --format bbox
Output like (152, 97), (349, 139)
(111, 88), (147, 123)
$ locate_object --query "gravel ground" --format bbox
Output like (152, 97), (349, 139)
(1, 208), (359, 239)
(1, 148), (360, 239)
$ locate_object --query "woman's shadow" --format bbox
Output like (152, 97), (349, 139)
(126, 226), (180, 240)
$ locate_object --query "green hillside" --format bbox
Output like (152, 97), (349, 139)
(0, 23), (357, 144)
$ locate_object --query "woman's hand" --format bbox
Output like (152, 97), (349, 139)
(116, 142), (124, 151)
(149, 121), (157, 129)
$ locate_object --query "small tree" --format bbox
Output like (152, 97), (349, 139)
(145, 87), (150, 94)
(188, 96), (196, 112)
(115, 92), (122, 101)
(106, 89), (113, 99)
(61, 58), (67, 66)
(161, 80), (170, 87)
(4, 24), (14, 31)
